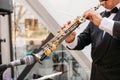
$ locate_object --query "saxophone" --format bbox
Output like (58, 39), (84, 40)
(0, 1), (105, 69)
(33, 0), (106, 61)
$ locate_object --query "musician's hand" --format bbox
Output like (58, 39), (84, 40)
(65, 31), (76, 43)
(61, 21), (76, 43)
(82, 9), (103, 26)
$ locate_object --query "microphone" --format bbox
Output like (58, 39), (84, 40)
(0, 49), (47, 69)
(0, 55), (35, 69)
(8, 55), (35, 67)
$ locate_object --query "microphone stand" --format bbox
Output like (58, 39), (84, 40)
(0, 64), (8, 79)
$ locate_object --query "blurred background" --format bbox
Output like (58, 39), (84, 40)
(0, 0), (105, 80)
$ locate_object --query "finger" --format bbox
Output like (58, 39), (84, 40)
(58, 25), (64, 33)
(86, 16), (93, 20)
(83, 9), (93, 19)
(67, 21), (71, 25)
(82, 12), (88, 19)
(71, 31), (76, 36)
(61, 24), (67, 30)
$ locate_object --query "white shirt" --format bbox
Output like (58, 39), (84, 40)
(66, 3), (120, 49)
(99, 3), (120, 36)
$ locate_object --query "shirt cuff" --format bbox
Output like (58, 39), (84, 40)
(99, 17), (114, 36)
(65, 34), (78, 49)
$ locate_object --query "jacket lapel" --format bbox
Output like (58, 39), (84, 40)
(113, 8), (120, 21)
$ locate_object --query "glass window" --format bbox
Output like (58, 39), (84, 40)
(11, 1), (89, 80)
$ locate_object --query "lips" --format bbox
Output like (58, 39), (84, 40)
(101, 0), (108, 1)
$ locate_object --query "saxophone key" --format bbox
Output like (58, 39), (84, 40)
(44, 48), (51, 56)
(50, 44), (57, 51)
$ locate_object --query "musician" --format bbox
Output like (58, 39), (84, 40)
(65, 0), (120, 80)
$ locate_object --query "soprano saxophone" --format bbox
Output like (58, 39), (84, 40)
(0, 1), (105, 69)
(33, 0), (106, 61)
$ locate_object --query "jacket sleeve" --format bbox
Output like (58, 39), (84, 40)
(73, 22), (92, 50)
(113, 21), (120, 39)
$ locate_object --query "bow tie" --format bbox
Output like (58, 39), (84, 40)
(104, 7), (119, 17)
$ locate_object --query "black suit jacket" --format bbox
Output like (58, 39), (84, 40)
(73, 9), (120, 80)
